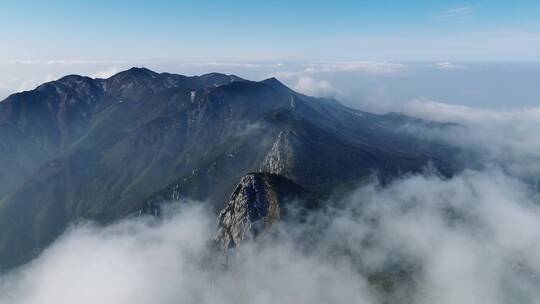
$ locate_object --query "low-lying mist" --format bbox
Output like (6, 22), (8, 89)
(1, 102), (540, 304)
(1, 167), (539, 304)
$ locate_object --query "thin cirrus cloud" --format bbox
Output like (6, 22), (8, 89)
(0, 59), (126, 66)
(433, 5), (473, 19)
(305, 61), (406, 74)
(435, 62), (467, 69)
(273, 61), (406, 78)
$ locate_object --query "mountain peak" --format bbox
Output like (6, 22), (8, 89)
(261, 77), (292, 93)
(103, 67), (167, 100)
(35, 74), (99, 97)
(198, 72), (245, 85)
(112, 67), (159, 79)
(58, 74), (90, 82)
(261, 76), (280, 83)
(213, 172), (308, 256)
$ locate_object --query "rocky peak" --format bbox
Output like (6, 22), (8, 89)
(214, 173), (281, 253)
(213, 173), (310, 257)
(262, 130), (296, 176)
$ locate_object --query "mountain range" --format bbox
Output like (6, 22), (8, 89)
(0, 67), (459, 269)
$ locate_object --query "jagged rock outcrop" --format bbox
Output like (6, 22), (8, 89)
(214, 173), (280, 252)
(261, 130), (296, 175)
(214, 172), (309, 254)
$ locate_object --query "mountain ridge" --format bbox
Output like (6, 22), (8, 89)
(0, 67), (460, 269)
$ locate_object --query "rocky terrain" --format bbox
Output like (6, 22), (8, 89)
(213, 173), (311, 253)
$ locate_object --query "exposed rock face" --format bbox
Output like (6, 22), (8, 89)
(213, 172), (313, 258)
(261, 130), (296, 176)
(214, 173), (281, 252)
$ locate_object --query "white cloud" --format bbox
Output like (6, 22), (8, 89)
(309, 61), (406, 74)
(1, 167), (539, 303)
(90, 67), (121, 79)
(403, 100), (540, 177)
(273, 61), (405, 79)
(15, 80), (40, 93)
(15, 74), (57, 93)
(0, 59), (126, 66)
(269, 61), (405, 104)
(293, 76), (338, 97)
(404, 99), (540, 126)
(433, 6), (473, 19)
(435, 62), (467, 69)
(342, 168), (540, 304)
(0, 203), (376, 304)
(175, 62), (263, 68)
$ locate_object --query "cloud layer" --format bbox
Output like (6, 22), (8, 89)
(1, 165), (539, 304)
(403, 100), (540, 178)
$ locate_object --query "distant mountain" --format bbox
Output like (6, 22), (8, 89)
(0, 67), (458, 269)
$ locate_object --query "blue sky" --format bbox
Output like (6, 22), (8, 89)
(1, 0), (540, 62)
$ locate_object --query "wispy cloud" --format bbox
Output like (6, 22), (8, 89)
(0, 59), (127, 66)
(435, 62), (467, 69)
(174, 62), (264, 68)
(272, 61), (405, 79)
(403, 100), (540, 177)
(293, 76), (339, 97)
(90, 66), (121, 79)
(15, 74), (57, 93)
(433, 5), (473, 19)
(2, 167), (540, 303)
(307, 61), (406, 74)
